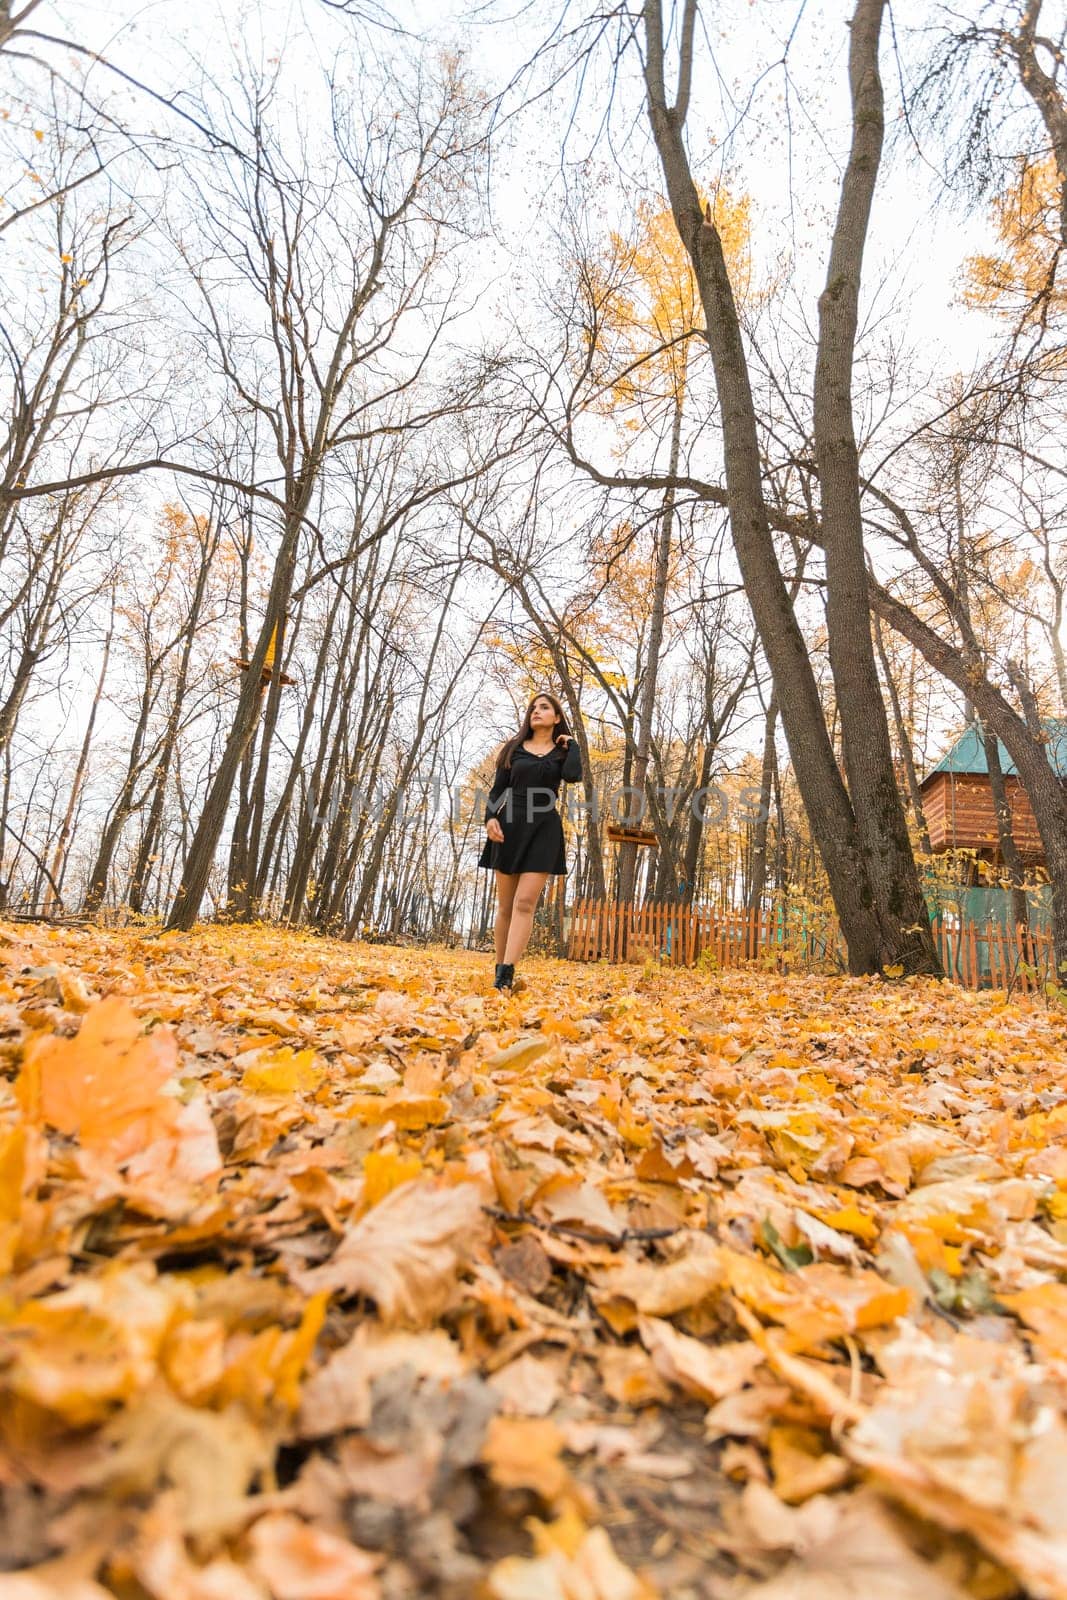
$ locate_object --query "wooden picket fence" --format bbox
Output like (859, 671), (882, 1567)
(565, 899), (838, 972)
(564, 896), (1060, 993)
(931, 915), (1057, 993)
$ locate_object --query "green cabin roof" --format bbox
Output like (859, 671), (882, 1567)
(923, 719), (1067, 783)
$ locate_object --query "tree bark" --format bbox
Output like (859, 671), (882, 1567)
(812, 0), (939, 974)
(872, 610), (930, 852)
(618, 387), (683, 908)
(641, 0), (885, 973)
(746, 696), (778, 913)
(166, 515), (301, 930)
(44, 598), (114, 916)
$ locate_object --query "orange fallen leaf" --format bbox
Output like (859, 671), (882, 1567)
(482, 1415), (569, 1501)
(638, 1315), (764, 1403)
(291, 1178), (488, 1325)
(17, 996), (179, 1162)
(247, 1512), (381, 1599)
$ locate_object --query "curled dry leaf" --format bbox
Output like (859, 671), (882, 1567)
(591, 1231), (725, 1322)
(482, 1415), (570, 1502)
(537, 1181), (624, 1239)
(485, 1036), (558, 1072)
(638, 1316), (765, 1404)
(845, 1335), (1067, 1598)
(247, 1513), (381, 1600)
(487, 1523), (650, 1600)
(488, 1351), (564, 1417)
(290, 1178), (488, 1326)
(740, 1487), (969, 1600)
(298, 1322), (466, 1436)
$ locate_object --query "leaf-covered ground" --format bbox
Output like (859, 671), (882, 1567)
(3, 922), (1067, 1599)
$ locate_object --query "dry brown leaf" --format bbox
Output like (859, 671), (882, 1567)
(768, 1424), (851, 1502)
(489, 1352), (563, 1417)
(638, 1315), (764, 1403)
(246, 1513), (381, 1600)
(291, 1179), (488, 1325)
(487, 1523), (650, 1599)
(298, 1323), (466, 1436)
(485, 1036), (559, 1073)
(704, 1382), (793, 1441)
(591, 1231), (725, 1318)
(598, 1346), (672, 1408)
(741, 1488), (968, 1599)
(482, 1415), (570, 1502)
(538, 1181), (624, 1238)
(493, 1234), (554, 1296)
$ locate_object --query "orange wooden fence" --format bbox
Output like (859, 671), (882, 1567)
(564, 897), (1060, 993)
(565, 899), (836, 971)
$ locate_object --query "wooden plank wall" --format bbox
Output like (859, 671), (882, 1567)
(564, 898), (1058, 993)
(923, 773), (1045, 857)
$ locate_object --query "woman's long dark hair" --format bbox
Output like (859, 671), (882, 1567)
(494, 691), (575, 775)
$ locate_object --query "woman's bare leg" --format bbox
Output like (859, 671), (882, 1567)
(494, 871), (518, 964)
(503, 871), (550, 964)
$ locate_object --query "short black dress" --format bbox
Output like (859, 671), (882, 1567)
(477, 739), (583, 876)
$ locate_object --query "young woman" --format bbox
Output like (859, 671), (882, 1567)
(478, 691), (583, 990)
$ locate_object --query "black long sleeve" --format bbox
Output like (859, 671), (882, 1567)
(484, 762), (510, 824)
(559, 739), (582, 783)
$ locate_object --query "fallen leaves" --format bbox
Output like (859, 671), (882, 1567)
(246, 1513), (381, 1599)
(291, 1177), (488, 1325)
(4, 922), (1067, 1596)
(16, 995), (180, 1162)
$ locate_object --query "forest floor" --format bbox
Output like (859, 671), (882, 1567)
(2, 921), (1067, 1598)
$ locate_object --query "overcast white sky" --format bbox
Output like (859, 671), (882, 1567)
(27, 0), (996, 378)
(4, 0), (1011, 790)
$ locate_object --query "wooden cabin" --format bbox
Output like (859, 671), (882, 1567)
(919, 721), (1067, 867)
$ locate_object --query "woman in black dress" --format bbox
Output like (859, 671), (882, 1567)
(478, 691), (583, 991)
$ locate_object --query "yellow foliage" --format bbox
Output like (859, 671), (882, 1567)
(586, 189), (755, 412)
(964, 156), (1067, 326)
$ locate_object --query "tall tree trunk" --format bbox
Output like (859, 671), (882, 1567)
(245, 591), (305, 910)
(82, 666), (157, 916)
(618, 387), (683, 908)
(746, 695), (778, 913)
(44, 598), (114, 915)
(641, 0), (885, 974)
(872, 611), (930, 852)
(256, 573), (349, 907)
(812, 0), (939, 974)
(167, 511), (303, 931)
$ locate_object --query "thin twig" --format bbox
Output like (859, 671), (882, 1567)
(483, 1205), (684, 1248)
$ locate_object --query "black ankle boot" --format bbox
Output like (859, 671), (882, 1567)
(493, 962), (514, 991)
(493, 962), (505, 987)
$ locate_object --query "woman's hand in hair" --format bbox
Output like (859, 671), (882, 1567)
(554, 733), (573, 749)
